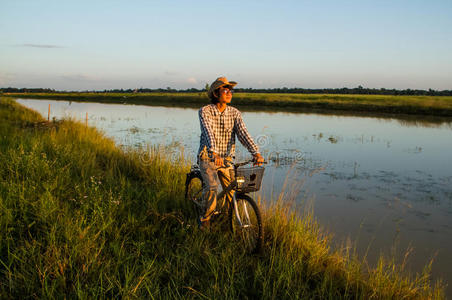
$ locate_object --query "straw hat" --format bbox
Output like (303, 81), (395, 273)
(208, 76), (237, 100)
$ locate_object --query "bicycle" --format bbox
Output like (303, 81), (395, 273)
(185, 158), (265, 254)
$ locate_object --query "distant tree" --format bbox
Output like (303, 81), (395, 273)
(2, 86), (452, 96)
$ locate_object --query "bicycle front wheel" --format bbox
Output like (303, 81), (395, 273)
(229, 194), (263, 254)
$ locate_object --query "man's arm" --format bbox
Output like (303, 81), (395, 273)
(199, 107), (217, 154)
(234, 111), (259, 156)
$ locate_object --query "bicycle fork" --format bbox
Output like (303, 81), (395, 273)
(232, 193), (251, 228)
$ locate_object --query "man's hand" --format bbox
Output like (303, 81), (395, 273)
(253, 153), (264, 166)
(212, 152), (224, 167)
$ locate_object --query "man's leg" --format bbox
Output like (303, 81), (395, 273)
(199, 153), (219, 224)
(217, 164), (235, 208)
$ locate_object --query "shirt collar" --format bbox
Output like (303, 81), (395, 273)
(211, 104), (229, 116)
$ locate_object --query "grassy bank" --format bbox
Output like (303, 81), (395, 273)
(5, 92), (452, 117)
(0, 97), (445, 298)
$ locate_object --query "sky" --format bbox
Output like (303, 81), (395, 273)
(1, 0), (451, 91)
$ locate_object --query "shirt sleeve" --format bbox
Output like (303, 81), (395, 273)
(234, 111), (259, 155)
(199, 107), (217, 154)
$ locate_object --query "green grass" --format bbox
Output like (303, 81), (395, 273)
(5, 91), (452, 117)
(0, 97), (445, 298)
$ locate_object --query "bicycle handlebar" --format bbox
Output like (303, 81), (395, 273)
(234, 159), (267, 168)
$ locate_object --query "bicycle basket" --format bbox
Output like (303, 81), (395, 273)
(235, 166), (265, 192)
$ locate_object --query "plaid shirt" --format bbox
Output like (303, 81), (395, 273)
(198, 104), (259, 158)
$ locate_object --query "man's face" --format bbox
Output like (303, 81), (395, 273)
(218, 87), (232, 104)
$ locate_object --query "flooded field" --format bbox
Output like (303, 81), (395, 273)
(18, 99), (452, 293)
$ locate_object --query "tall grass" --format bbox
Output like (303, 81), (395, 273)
(5, 92), (452, 117)
(0, 97), (445, 298)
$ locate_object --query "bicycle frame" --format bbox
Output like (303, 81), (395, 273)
(215, 166), (251, 228)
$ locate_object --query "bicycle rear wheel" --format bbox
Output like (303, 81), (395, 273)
(229, 194), (263, 254)
(185, 172), (204, 220)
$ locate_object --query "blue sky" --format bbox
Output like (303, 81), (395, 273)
(1, 0), (451, 90)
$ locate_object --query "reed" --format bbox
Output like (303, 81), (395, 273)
(0, 97), (445, 298)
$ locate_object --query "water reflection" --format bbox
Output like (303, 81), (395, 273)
(17, 98), (452, 294)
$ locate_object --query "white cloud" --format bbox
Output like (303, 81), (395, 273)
(187, 77), (197, 84)
(16, 43), (64, 49)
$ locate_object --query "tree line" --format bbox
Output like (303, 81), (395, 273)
(1, 86), (451, 96)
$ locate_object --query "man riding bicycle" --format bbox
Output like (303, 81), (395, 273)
(197, 76), (264, 230)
